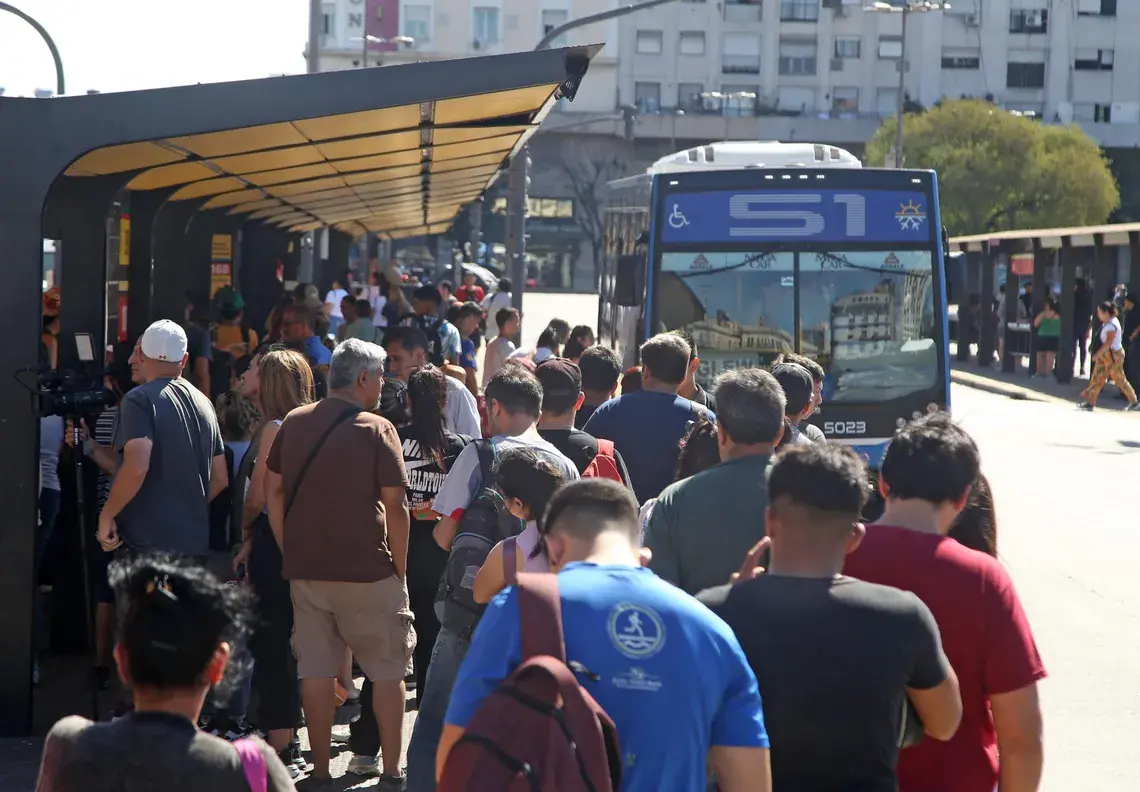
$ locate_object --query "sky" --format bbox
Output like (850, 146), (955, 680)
(0, 0), (309, 96)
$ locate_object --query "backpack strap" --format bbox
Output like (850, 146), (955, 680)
(473, 438), (497, 492)
(517, 572), (566, 662)
(284, 405), (360, 517)
(502, 536), (518, 587)
(232, 738), (268, 792)
(595, 438), (615, 457)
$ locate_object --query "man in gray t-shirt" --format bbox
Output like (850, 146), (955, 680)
(98, 320), (226, 557)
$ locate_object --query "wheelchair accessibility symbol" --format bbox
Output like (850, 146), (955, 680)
(667, 204), (690, 229)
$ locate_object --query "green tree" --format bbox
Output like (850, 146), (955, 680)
(865, 99), (1119, 235)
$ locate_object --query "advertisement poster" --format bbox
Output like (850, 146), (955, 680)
(210, 234), (233, 297)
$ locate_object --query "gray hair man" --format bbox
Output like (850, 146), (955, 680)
(265, 337), (412, 785)
(644, 367), (786, 594)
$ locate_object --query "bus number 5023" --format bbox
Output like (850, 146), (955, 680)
(823, 421), (867, 436)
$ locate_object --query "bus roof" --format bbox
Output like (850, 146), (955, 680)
(646, 141), (862, 174)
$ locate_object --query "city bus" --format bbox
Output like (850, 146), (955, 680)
(598, 141), (950, 470)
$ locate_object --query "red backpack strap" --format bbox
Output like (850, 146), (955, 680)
(516, 572), (566, 662)
(502, 536), (518, 587)
(595, 439), (615, 457)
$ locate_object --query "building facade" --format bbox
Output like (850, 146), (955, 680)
(613, 0), (1140, 147)
(316, 0), (619, 112)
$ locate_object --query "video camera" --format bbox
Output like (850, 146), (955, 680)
(33, 332), (115, 418)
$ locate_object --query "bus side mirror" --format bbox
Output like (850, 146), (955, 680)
(615, 254), (644, 307)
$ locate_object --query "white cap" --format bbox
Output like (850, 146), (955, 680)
(140, 319), (188, 362)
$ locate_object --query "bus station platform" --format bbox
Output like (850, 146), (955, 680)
(0, 43), (602, 738)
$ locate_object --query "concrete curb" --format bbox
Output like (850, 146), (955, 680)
(949, 370), (1068, 405)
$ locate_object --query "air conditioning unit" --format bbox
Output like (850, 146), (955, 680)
(1025, 12), (1042, 26)
(965, 13), (979, 26)
(830, 57), (844, 71)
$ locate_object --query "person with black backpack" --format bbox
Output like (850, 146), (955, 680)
(436, 479), (772, 792)
(404, 367), (578, 792)
(406, 285), (462, 366)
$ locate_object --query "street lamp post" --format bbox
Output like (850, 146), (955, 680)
(502, 0), (683, 320)
(0, 2), (65, 95)
(864, 1), (950, 168)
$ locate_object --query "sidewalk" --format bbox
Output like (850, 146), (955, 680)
(949, 344), (1135, 411)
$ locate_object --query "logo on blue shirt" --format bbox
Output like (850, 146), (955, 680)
(608, 604), (666, 659)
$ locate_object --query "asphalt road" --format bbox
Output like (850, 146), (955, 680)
(521, 290), (1140, 790)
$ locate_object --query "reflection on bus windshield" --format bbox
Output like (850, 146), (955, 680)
(656, 251), (938, 402)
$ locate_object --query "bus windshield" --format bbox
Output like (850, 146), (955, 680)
(657, 249), (939, 403)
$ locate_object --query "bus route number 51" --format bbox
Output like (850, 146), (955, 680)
(728, 193), (866, 239)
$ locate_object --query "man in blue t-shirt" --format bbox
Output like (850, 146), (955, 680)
(437, 479), (771, 792)
(583, 333), (714, 503)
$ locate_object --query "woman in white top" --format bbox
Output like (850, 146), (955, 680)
(323, 274), (350, 337)
(1079, 300), (1139, 411)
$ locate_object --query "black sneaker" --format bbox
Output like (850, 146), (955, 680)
(1126, 401), (1140, 412)
(378, 772), (407, 791)
(290, 741), (310, 771)
(1077, 401), (1094, 411)
(277, 749), (302, 780)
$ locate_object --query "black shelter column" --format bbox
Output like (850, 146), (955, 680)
(126, 188), (177, 342)
(43, 176), (129, 370)
(1028, 241), (1048, 376)
(1058, 247), (1076, 384)
(152, 199), (206, 323)
(977, 247), (997, 368)
(1002, 245), (1019, 374)
(0, 172), (58, 737)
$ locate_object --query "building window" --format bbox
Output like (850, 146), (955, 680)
(778, 37), (818, 75)
(878, 36), (903, 59)
(473, 7), (500, 43)
(722, 32), (761, 74)
(636, 30), (664, 54)
(322, 11), (334, 35)
(678, 82), (704, 110)
(780, 0), (820, 22)
(1006, 62), (1046, 89)
(1077, 0), (1115, 15)
(541, 9), (569, 45)
(634, 81), (662, 112)
(832, 87), (859, 114)
(1009, 9), (1047, 33)
(941, 51), (980, 69)
(680, 31), (706, 56)
(1074, 48), (1114, 71)
(1095, 103), (1112, 122)
(402, 4), (430, 42)
(834, 36), (861, 58)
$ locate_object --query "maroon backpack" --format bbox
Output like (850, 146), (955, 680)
(438, 573), (623, 792)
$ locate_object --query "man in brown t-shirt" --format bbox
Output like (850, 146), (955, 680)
(266, 338), (412, 786)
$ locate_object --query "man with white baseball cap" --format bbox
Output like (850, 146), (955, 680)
(97, 320), (228, 559)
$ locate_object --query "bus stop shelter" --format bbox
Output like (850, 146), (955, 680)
(948, 222), (1140, 381)
(0, 43), (600, 736)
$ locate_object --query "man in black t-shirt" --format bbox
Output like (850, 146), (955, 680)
(575, 345), (622, 429)
(535, 358), (632, 486)
(698, 444), (962, 792)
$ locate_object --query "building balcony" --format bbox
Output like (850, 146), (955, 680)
(722, 54), (761, 74)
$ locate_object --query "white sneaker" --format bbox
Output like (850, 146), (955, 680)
(346, 755), (381, 777)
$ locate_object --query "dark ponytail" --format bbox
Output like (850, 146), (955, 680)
(1099, 300), (1118, 318)
(948, 473), (997, 557)
(110, 556), (251, 695)
(407, 366), (449, 470)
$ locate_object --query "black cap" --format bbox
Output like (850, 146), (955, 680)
(535, 358), (583, 397)
(771, 363), (813, 417)
(412, 285), (442, 305)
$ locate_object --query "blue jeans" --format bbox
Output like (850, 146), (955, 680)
(405, 628), (469, 792)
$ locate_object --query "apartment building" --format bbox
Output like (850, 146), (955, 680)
(614, 0), (1140, 146)
(315, 0), (620, 112)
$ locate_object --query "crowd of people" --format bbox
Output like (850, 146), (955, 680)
(35, 276), (1046, 792)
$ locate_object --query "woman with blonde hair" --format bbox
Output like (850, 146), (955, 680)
(233, 347), (314, 778)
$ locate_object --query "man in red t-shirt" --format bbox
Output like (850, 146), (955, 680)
(844, 413), (1045, 792)
(454, 271), (485, 304)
